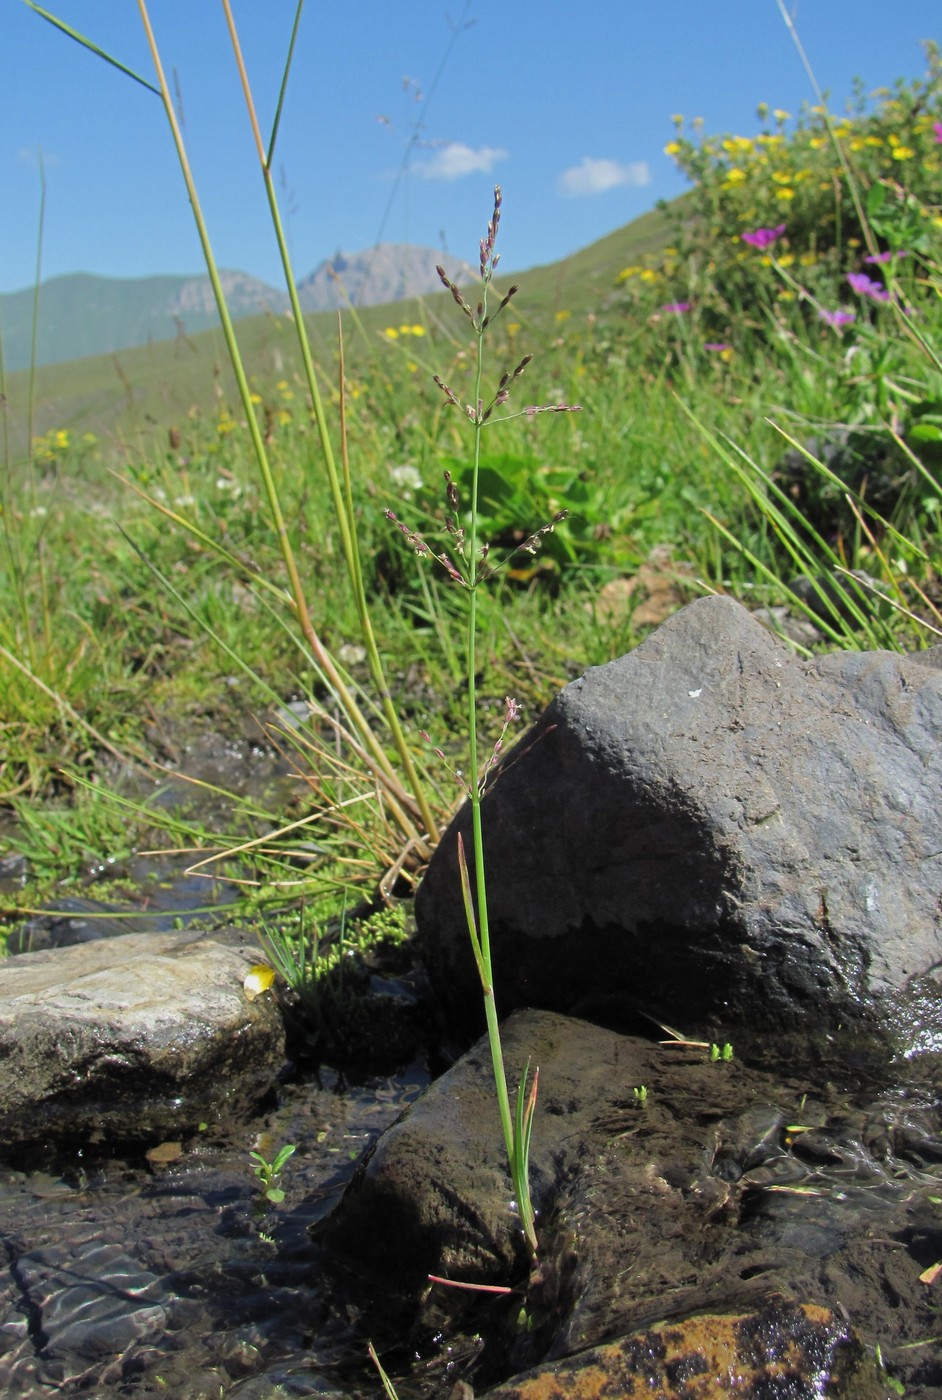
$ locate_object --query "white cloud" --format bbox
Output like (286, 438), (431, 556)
(557, 156), (651, 198)
(414, 142), (508, 181)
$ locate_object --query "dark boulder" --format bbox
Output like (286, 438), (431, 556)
(416, 595), (942, 1067)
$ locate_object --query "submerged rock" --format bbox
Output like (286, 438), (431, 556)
(416, 595), (942, 1067)
(0, 928), (286, 1145)
(480, 1302), (883, 1399)
(323, 1008), (941, 1391)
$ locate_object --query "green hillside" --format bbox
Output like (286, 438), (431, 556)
(0, 271), (288, 375)
(2, 202), (676, 459)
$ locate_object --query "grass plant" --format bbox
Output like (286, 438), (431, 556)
(5, 16), (939, 968)
(385, 188), (580, 1263)
(23, 0), (441, 894)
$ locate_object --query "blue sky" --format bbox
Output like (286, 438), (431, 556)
(3, 1), (940, 294)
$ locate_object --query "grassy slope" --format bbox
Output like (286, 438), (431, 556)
(2, 202), (677, 458)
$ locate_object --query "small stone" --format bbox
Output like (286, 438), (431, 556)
(0, 929), (286, 1144)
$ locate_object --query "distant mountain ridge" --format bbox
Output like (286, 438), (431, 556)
(0, 245), (472, 372)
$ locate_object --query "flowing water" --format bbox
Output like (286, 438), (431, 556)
(2, 723), (941, 1396)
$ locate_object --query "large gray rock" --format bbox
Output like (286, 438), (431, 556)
(0, 929), (286, 1144)
(416, 596), (942, 1066)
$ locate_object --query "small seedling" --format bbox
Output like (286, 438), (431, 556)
(875, 1343), (905, 1396)
(368, 1342), (401, 1400)
(632, 1084), (648, 1106)
(709, 1042), (734, 1062)
(249, 1142), (296, 1206)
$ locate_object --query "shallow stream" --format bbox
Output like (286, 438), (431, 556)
(2, 721), (941, 1397)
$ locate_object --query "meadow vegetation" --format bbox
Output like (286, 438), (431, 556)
(1, 35), (941, 965)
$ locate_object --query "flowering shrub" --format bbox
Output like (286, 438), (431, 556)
(657, 45), (942, 328)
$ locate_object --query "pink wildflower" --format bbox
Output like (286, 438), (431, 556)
(847, 271), (890, 302)
(818, 308), (856, 328)
(741, 223), (786, 250)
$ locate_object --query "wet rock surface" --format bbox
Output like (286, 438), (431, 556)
(480, 1302), (884, 1399)
(0, 928), (287, 1144)
(416, 595), (942, 1067)
(327, 1010), (942, 1397)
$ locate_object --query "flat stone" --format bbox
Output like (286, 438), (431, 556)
(0, 929), (286, 1144)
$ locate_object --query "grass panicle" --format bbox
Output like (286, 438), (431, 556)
(388, 188), (580, 1263)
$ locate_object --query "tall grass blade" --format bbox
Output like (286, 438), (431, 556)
(266, 0), (304, 168)
(457, 832), (486, 984)
(23, 2), (162, 96)
(218, 0), (440, 847)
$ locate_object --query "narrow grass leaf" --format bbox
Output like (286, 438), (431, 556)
(367, 1343), (401, 1400)
(457, 832), (486, 985)
(23, 2), (162, 96)
(266, 0), (304, 168)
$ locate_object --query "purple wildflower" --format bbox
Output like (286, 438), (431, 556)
(934, 121), (942, 143)
(741, 223), (786, 250)
(661, 301), (691, 313)
(704, 341), (731, 352)
(864, 250), (908, 265)
(847, 271), (890, 302)
(818, 308), (856, 328)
